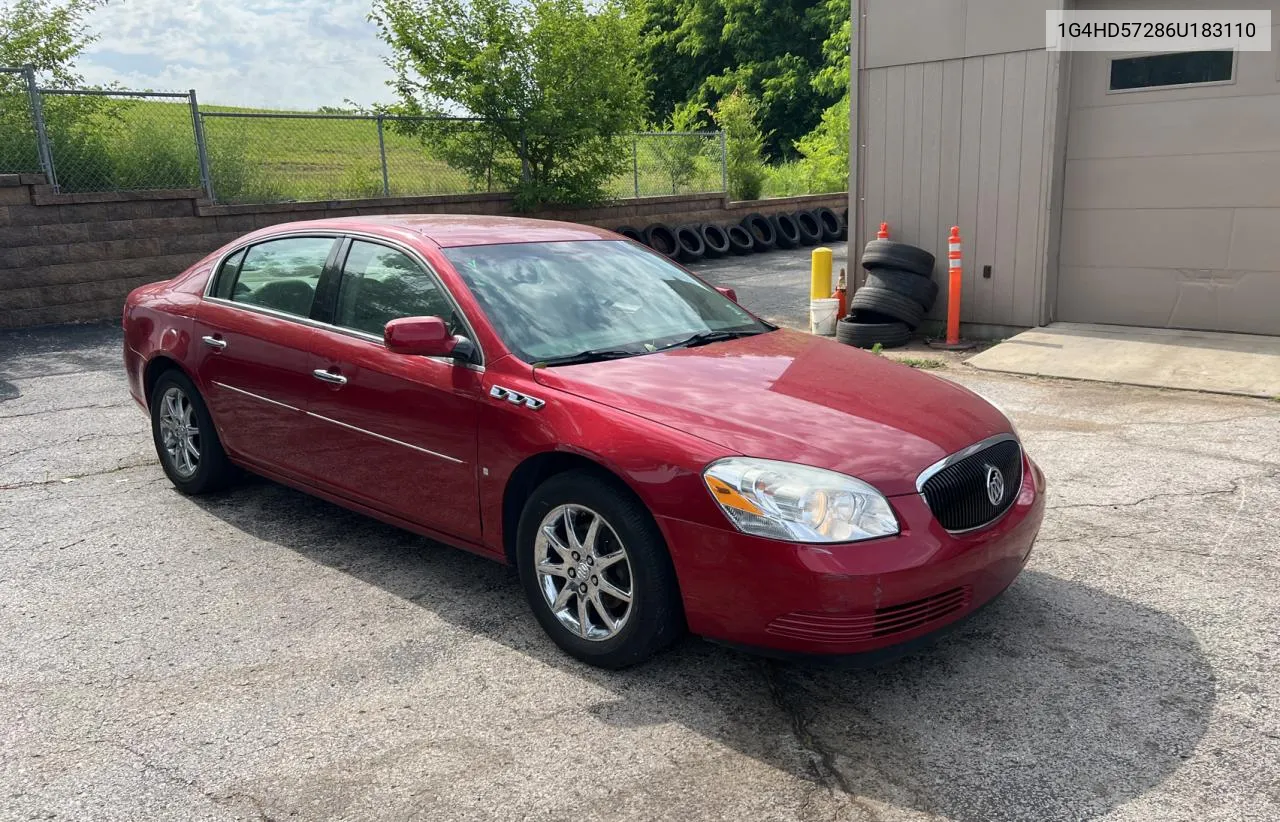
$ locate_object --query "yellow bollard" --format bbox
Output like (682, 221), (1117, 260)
(810, 246), (832, 300)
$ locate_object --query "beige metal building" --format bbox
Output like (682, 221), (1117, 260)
(848, 0), (1280, 336)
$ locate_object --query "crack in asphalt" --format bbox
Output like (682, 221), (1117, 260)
(763, 663), (854, 795)
(0, 432), (143, 466)
(104, 740), (280, 822)
(1046, 470), (1278, 512)
(0, 460), (155, 491)
(762, 662), (895, 822)
(0, 401), (129, 420)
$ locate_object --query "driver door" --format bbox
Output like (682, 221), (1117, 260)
(302, 238), (485, 543)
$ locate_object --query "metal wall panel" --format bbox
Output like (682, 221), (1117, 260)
(858, 49), (1057, 326)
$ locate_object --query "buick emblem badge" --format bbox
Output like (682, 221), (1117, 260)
(984, 464), (1004, 506)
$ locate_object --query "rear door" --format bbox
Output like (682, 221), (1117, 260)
(303, 238), (485, 542)
(192, 235), (339, 474)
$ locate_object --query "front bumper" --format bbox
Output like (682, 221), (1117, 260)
(660, 455), (1045, 656)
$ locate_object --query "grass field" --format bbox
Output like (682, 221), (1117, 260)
(10, 96), (727, 204)
(6, 94), (837, 204)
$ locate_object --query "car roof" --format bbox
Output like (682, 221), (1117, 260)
(256, 214), (621, 248)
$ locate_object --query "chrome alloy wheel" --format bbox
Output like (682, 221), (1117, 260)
(158, 386), (200, 479)
(534, 504), (634, 641)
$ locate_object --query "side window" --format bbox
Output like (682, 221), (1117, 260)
(335, 240), (458, 337)
(229, 237), (334, 318)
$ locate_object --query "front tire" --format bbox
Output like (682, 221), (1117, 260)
(150, 369), (236, 495)
(517, 471), (684, 669)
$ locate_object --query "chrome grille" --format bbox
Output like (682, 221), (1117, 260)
(919, 436), (1022, 532)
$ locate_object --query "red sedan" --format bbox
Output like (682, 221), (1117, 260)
(123, 215), (1045, 668)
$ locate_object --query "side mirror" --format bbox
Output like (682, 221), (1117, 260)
(715, 286), (738, 302)
(384, 316), (458, 357)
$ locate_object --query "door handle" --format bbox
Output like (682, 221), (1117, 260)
(201, 335), (227, 350)
(312, 368), (348, 386)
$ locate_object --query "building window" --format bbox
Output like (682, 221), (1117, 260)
(1109, 50), (1234, 91)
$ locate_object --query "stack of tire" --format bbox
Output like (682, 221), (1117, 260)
(835, 240), (937, 349)
(614, 206), (849, 264)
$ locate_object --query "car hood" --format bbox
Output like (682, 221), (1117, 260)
(532, 329), (1012, 497)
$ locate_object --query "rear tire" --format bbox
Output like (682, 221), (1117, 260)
(725, 224), (754, 255)
(835, 317), (911, 349)
(815, 207), (842, 242)
(149, 369), (236, 495)
(699, 224), (731, 258)
(795, 210), (823, 245)
(740, 214), (776, 250)
(861, 240), (935, 277)
(674, 224), (706, 263)
(772, 213), (801, 249)
(643, 224), (679, 259)
(850, 286), (926, 328)
(517, 471), (684, 669)
(863, 268), (939, 311)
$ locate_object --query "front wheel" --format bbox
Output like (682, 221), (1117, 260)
(517, 471), (684, 668)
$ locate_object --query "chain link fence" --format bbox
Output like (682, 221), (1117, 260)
(612, 131), (727, 199)
(2, 65), (728, 205)
(198, 112), (518, 203)
(39, 89), (201, 192)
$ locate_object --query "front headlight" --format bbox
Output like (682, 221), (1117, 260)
(702, 458), (899, 543)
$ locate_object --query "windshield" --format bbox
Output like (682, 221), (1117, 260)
(444, 240), (769, 364)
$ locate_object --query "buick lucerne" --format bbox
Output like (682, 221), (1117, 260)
(123, 215), (1045, 668)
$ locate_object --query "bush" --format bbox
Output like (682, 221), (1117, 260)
(713, 89), (766, 201)
(760, 161), (810, 198)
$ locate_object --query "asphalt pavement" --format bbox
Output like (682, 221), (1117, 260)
(687, 242), (847, 330)
(1, 312), (1277, 821)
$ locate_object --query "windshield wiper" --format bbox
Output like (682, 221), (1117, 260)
(659, 328), (766, 351)
(535, 348), (641, 367)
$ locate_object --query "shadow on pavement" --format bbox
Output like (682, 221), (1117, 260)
(193, 477), (1215, 822)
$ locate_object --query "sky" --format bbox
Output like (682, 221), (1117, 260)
(77, 1), (399, 110)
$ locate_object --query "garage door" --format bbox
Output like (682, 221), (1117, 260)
(1057, 6), (1280, 335)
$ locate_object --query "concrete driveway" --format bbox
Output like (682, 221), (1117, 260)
(2, 322), (1277, 822)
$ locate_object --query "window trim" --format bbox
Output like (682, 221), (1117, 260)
(201, 228), (485, 369)
(1105, 49), (1237, 95)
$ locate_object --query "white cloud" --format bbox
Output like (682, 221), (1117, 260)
(76, 0), (398, 109)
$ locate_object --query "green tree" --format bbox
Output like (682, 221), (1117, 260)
(791, 0), (850, 193)
(372, 0), (648, 209)
(637, 0), (840, 160)
(1, 0), (109, 178)
(0, 0), (104, 83)
(792, 93), (849, 193)
(648, 100), (707, 194)
(712, 89), (765, 200)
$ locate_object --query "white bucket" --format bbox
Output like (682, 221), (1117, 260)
(810, 297), (840, 336)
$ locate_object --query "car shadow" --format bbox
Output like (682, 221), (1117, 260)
(190, 476), (1215, 821)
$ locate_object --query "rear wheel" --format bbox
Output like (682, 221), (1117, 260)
(150, 369), (235, 494)
(517, 471), (684, 669)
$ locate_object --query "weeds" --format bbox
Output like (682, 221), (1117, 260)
(898, 357), (947, 370)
